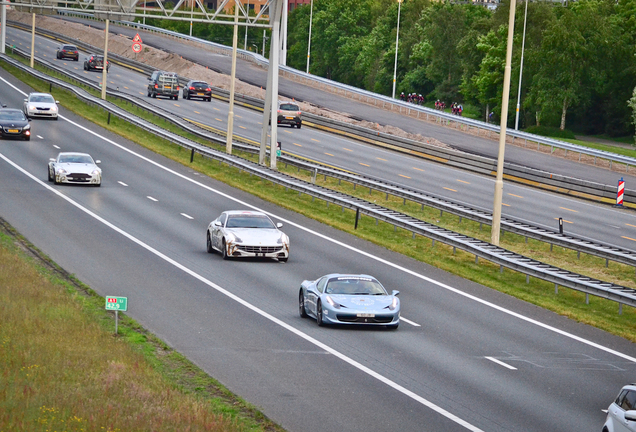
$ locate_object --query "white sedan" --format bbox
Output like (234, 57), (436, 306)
(23, 93), (59, 120)
(48, 152), (102, 186)
(206, 210), (290, 262)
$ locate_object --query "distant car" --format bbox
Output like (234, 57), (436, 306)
(23, 93), (59, 120)
(147, 70), (180, 100)
(299, 274), (400, 328)
(206, 210), (289, 262)
(603, 384), (636, 432)
(277, 101), (302, 128)
(83, 54), (110, 72)
(0, 108), (31, 141)
(182, 80), (212, 101)
(48, 152), (102, 186)
(56, 44), (79, 61)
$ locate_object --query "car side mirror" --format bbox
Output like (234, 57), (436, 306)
(392, 290), (400, 297)
(95, 160), (101, 164)
(1, 104), (6, 108)
(55, 101), (60, 104)
(625, 411), (636, 422)
(28, 118), (32, 122)
(213, 220), (222, 227)
(24, 98), (27, 102)
(49, 158), (55, 162)
(276, 222), (283, 228)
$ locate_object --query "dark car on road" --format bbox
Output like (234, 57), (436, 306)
(147, 71), (180, 100)
(83, 54), (110, 72)
(0, 108), (32, 141)
(182, 80), (212, 101)
(56, 44), (79, 61)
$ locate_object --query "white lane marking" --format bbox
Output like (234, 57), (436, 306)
(607, 225), (621, 229)
(485, 357), (517, 370)
(25, 99), (636, 365)
(37, 135), (44, 139)
(400, 317), (420, 327)
(181, 213), (194, 220)
(0, 152), (483, 432)
(117, 181), (128, 187)
(147, 196), (158, 202)
(53, 145), (60, 149)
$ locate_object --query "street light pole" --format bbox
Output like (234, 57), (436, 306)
(306, 0), (313, 74)
(391, 0), (403, 99)
(491, 0), (517, 246)
(189, 0), (194, 37)
(244, 0), (249, 50)
(514, 0), (528, 131)
(225, 0), (240, 155)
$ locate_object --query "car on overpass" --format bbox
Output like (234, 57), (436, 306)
(56, 44), (79, 61)
(206, 210), (289, 262)
(299, 274), (400, 329)
(603, 384), (636, 432)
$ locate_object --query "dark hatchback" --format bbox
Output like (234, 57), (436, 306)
(84, 54), (110, 72)
(56, 44), (79, 61)
(182, 80), (212, 101)
(0, 109), (32, 141)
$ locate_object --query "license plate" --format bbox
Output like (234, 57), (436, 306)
(286, 116), (294, 120)
(357, 313), (375, 318)
(197, 93), (204, 96)
(8, 129), (19, 133)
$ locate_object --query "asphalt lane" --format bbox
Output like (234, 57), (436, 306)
(2, 67), (636, 432)
(9, 26), (636, 253)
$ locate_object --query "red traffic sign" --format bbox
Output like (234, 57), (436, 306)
(132, 33), (143, 43)
(132, 42), (142, 53)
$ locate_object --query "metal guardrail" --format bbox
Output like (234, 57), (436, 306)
(12, 19), (636, 208)
(8, 37), (636, 273)
(73, 14), (636, 172)
(3, 52), (636, 311)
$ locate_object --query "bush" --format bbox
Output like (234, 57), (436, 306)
(524, 125), (576, 139)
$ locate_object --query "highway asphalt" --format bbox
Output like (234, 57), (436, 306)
(1, 61), (636, 431)
(7, 24), (636, 254)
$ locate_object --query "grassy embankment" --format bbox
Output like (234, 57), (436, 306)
(2, 53), (636, 428)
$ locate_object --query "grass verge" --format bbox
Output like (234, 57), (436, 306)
(0, 219), (284, 431)
(1, 59), (635, 344)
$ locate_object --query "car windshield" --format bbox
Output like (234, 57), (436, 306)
(59, 155), (94, 164)
(0, 111), (26, 121)
(30, 95), (55, 103)
(325, 277), (387, 295)
(226, 215), (276, 229)
(279, 104), (299, 111)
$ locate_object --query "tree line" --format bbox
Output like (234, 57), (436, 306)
(147, 0), (636, 137)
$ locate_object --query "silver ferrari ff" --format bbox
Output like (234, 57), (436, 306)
(48, 152), (102, 186)
(299, 274), (400, 329)
(206, 210), (290, 262)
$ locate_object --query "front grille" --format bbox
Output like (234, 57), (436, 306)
(68, 173), (91, 182)
(237, 245), (282, 254)
(35, 107), (50, 111)
(336, 314), (394, 324)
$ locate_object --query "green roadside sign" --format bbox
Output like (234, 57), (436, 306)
(105, 296), (128, 311)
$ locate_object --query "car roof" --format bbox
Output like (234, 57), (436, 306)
(28, 92), (53, 97)
(0, 108), (25, 114)
(58, 152), (92, 157)
(323, 274), (378, 280)
(61, 44), (77, 48)
(224, 210), (268, 217)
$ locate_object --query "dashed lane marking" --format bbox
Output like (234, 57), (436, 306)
(485, 357), (517, 370)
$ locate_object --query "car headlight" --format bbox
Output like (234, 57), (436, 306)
(23, 124), (30, 131)
(51, 106), (58, 112)
(277, 234), (289, 245)
(91, 169), (100, 176)
(58, 168), (67, 174)
(325, 295), (341, 309)
(388, 297), (399, 311)
(28, 105), (36, 110)
(226, 233), (242, 243)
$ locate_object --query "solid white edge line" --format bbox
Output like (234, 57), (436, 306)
(485, 357), (517, 371)
(56, 110), (636, 366)
(400, 317), (421, 327)
(9, 78), (632, 365)
(0, 152), (484, 432)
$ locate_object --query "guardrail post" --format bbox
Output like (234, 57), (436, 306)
(554, 283), (558, 294)
(190, 148), (195, 163)
(107, 112), (111, 124)
(311, 168), (317, 184)
(559, 218), (563, 234)
(354, 207), (360, 229)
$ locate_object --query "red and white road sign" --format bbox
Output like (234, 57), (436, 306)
(132, 33), (143, 44)
(617, 177), (625, 206)
(132, 42), (142, 53)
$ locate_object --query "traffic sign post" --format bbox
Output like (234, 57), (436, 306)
(105, 296), (128, 334)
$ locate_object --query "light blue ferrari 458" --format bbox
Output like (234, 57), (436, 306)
(299, 274), (400, 329)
